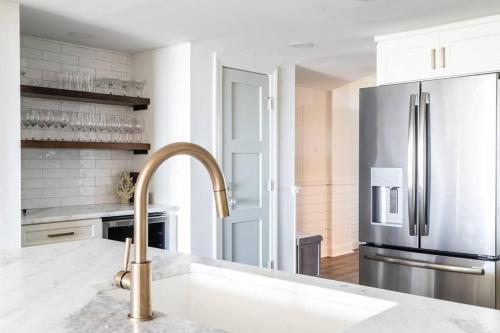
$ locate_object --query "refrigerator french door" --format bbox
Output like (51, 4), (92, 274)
(359, 73), (500, 308)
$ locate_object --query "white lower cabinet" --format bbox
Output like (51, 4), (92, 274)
(22, 219), (102, 247)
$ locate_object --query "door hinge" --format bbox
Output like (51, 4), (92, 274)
(267, 180), (275, 192)
(266, 96), (275, 111)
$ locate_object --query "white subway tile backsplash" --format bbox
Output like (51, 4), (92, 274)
(20, 36), (134, 210)
(95, 159), (130, 169)
(78, 57), (112, 70)
(96, 177), (113, 186)
(41, 178), (83, 188)
(22, 179), (42, 189)
(59, 159), (95, 169)
(22, 189), (42, 199)
(22, 69), (43, 79)
(79, 187), (96, 196)
(42, 149), (79, 160)
(22, 198), (61, 209)
(21, 47), (43, 59)
(22, 169), (43, 179)
(78, 168), (111, 178)
(62, 44), (96, 59)
(27, 58), (62, 72)
(80, 150), (112, 160)
(42, 70), (60, 82)
(61, 102), (96, 113)
(60, 196), (95, 207)
(23, 36), (61, 53)
(43, 169), (79, 178)
(43, 187), (80, 198)
(22, 98), (62, 110)
(94, 195), (119, 204)
(61, 64), (96, 74)
(22, 149), (42, 160)
(43, 51), (78, 65)
(110, 62), (131, 73)
(23, 159), (61, 169)
(111, 150), (131, 159)
(96, 50), (128, 64)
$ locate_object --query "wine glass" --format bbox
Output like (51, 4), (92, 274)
(58, 111), (70, 141)
(28, 110), (40, 140)
(95, 113), (105, 142)
(105, 114), (115, 141)
(134, 79), (146, 97)
(134, 118), (145, 143)
(70, 112), (82, 141)
(46, 111), (56, 140)
(37, 111), (48, 140)
(21, 110), (31, 140)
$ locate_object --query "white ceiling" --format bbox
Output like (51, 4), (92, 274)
(19, 0), (500, 84)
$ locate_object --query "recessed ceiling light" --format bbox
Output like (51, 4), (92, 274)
(67, 32), (95, 39)
(289, 42), (314, 49)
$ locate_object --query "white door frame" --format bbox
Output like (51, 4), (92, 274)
(212, 53), (279, 269)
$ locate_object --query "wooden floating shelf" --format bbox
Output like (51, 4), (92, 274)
(21, 140), (150, 155)
(20, 85), (150, 111)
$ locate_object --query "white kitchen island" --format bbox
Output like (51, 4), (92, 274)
(1, 239), (499, 333)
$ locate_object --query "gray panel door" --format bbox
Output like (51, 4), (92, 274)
(222, 67), (269, 267)
(359, 82), (420, 248)
(420, 74), (497, 256)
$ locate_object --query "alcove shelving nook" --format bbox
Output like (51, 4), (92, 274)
(20, 85), (151, 154)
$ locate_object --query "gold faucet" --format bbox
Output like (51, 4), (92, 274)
(113, 142), (230, 321)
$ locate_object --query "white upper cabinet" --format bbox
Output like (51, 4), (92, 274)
(376, 15), (500, 85)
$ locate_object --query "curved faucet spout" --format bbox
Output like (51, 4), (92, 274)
(134, 142), (230, 263)
(115, 142), (230, 321)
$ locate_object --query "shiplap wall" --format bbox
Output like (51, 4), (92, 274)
(295, 87), (332, 256)
(20, 35), (135, 209)
(331, 74), (376, 255)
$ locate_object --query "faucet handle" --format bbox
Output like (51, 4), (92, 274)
(123, 237), (132, 272)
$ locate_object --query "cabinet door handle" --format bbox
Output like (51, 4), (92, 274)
(440, 47), (446, 68)
(47, 231), (75, 238)
(431, 48), (436, 70)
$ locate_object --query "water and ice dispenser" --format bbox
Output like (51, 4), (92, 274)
(371, 168), (403, 227)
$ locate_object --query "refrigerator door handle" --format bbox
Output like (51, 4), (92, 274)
(363, 254), (484, 275)
(408, 94), (418, 236)
(418, 92), (430, 236)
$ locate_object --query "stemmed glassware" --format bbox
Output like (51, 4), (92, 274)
(58, 111), (70, 141)
(21, 109), (145, 143)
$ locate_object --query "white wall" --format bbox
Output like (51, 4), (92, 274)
(278, 64), (296, 272)
(0, 1), (21, 249)
(132, 43), (192, 254)
(331, 74), (375, 256)
(189, 44), (218, 258)
(295, 87), (332, 257)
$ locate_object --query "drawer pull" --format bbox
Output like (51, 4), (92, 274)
(47, 231), (75, 238)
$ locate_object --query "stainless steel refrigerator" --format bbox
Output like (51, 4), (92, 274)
(358, 73), (500, 309)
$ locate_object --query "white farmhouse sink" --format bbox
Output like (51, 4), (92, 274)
(106, 263), (395, 332)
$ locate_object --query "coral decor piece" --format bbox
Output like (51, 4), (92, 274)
(113, 170), (135, 204)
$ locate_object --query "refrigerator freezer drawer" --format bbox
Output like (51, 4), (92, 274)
(359, 245), (499, 309)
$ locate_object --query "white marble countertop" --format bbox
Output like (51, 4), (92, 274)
(1, 239), (499, 333)
(21, 203), (178, 225)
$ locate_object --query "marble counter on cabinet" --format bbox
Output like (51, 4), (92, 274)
(21, 203), (178, 225)
(1, 239), (499, 333)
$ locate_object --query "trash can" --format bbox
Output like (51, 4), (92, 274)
(296, 233), (323, 276)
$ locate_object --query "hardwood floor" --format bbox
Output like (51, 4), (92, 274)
(320, 250), (359, 284)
